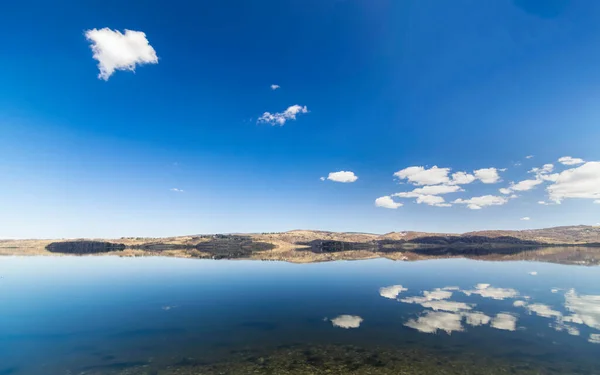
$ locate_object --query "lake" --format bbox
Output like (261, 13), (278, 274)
(1, 255), (600, 374)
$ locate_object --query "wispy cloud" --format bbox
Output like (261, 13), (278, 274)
(521, 217), (531, 221)
(558, 156), (585, 166)
(453, 195), (508, 210)
(170, 188), (184, 193)
(85, 28), (158, 80)
(270, 84), (280, 90)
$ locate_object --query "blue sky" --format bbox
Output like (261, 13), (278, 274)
(1, 0), (600, 238)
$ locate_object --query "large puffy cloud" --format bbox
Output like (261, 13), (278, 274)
(453, 195), (508, 210)
(414, 167), (502, 185)
(558, 156), (585, 166)
(85, 28), (158, 81)
(473, 168), (501, 184)
(326, 171), (358, 183)
(375, 196), (403, 209)
(394, 166), (451, 186)
(547, 162), (600, 202)
(258, 105), (308, 126)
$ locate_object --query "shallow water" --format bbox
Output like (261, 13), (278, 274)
(1, 256), (600, 374)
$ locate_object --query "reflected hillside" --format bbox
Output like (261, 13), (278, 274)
(408, 246), (600, 266)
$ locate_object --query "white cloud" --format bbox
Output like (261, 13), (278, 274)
(320, 177), (325, 181)
(499, 188), (512, 195)
(521, 217), (531, 221)
(464, 312), (491, 326)
(462, 284), (518, 300)
(595, 200), (600, 204)
(415, 195), (451, 207)
(528, 270), (537, 275)
(170, 188), (184, 193)
(392, 192), (452, 207)
(451, 172), (476, 185)
(375, 196), (403, 209)
(538, 201), (550, 205)
(547, 162), (600, 202)
(270, 84), (280, 90)
(331, 315), (363, 329)
(85, 28), (158, 81)
(394, 166), (451, 186)
(590, 333), (600, 344)
(411, 184), (462, 195)
(530, 164), (554, 174)
(404, 311), (464, 334)
(379, 285), (408, 299)
(474, 168), (501, 184)
(258, 105), (308, 126)
(490, 313), (517, 331)
(526, 155), (534, 159)
(558, 156), (585, 166)
(513, 300), (527, 307)
(327, 171), (358, 183)
(453, 195), (508, 210)
(510, 178), (544, 192)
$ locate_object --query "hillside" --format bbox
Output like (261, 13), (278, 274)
(1, 225), (600, 264)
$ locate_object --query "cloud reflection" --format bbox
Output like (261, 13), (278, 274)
(379, 285), (408, 299)
(490, 313), (517, 331)
(464, 312), (491, 326)
(331, 315), (363, 329)
(405, 311), (464, 334)
(463, 284), (519, 300)
(564, 289), (600, 330)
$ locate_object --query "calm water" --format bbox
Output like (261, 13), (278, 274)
(1, 256), (600, 374)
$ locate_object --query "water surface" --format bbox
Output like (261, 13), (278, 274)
(1, 256), (600, 374)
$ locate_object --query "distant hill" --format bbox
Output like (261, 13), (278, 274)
(1, 225), (600, 264)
